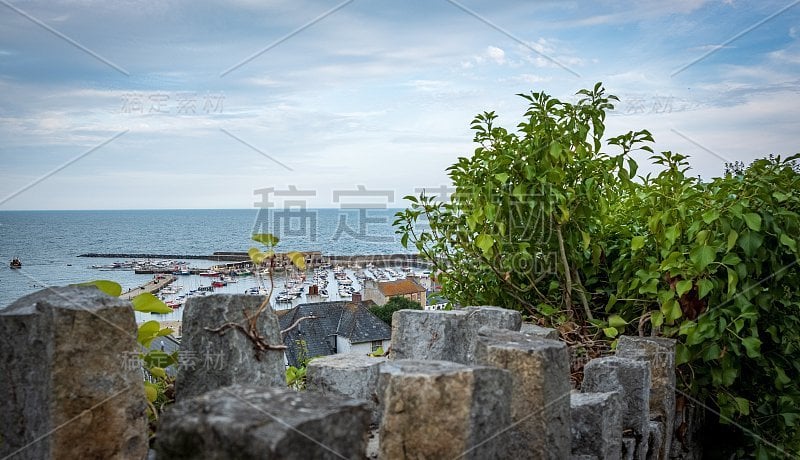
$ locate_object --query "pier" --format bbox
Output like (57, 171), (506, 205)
(121, 275), (176, 300)
(80, 251), (433, 268)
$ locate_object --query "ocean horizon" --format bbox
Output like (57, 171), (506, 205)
(0, 208), (412, 307)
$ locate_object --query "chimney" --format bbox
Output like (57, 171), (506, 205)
(352, 291), (362, 302)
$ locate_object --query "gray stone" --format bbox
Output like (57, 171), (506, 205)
(520, 322), (559, 340)
(389, 309), (463, 361)
(0, 287), (148, 460)
(617, 336), (676, 460)
(475, 328), (571, 459)
(389, 306), (521, 364)
(622, 437), (636, 460)
(176, 295), (285, 400)
(647, 420), (664, 460)
(307, 353), (387, 423)
(460, 306), (522, 363)
(156, 384), (370, 459)
(570, 392), (622, 460)
(582, 357), (651, 460)
(378, 359), (511, 459)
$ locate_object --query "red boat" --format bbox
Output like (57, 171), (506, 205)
(211, 280), (227, 288)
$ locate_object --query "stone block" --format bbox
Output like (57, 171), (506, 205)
(176, 295), (285, 400)
(0, 287), (148, 460)
(389, 306), (521, 364)
(617, 336), (676, 460)
(623, 437), (636, 460)
(156, 384), (370, 459)
(389, 309), (463, 361)
(476, 328), (570, 459)
(306, 353), (387, 423)
(570, 392), (622, 460)
(582, 357), (651, 460)
(378, 359), (511, 459)
(520, 322), (559, 340)
(647, 420), (664, 460)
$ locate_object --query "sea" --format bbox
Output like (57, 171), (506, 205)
(0, 208), (412, 310)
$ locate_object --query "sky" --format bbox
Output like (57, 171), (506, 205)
(1, 0), (799, 210)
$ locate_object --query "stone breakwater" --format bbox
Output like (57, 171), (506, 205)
(1, 288), (699, 460)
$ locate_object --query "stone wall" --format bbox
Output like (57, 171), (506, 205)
(1, 288), (689, 459)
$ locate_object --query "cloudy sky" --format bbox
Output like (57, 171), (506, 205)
(1, 0), (798, 210)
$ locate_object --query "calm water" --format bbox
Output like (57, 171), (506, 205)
(0, 208), (410, 308)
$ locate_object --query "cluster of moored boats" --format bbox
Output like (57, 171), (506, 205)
(159, 285), (212, 308)
(139, 259), (427, 313)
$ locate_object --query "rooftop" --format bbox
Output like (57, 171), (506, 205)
(377, 278), (425, 296)
(277, 300), (390, 367)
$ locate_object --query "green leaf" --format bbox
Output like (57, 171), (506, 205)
(252, 233), (279, 246)
(743, 213), (762, 231)
(734, 397), (750, 416)
(738, 231), (763, 257)
(675, 344), (691, 365)
(549, 141), (562, 159)
(72, 280), (122, 297)
(703, 343), (721, 361)
(137, 320), (161, 347)
(721, 253), (741, 266)
(608, 314), (628, 328)
(689, 245), (715, 272)
(249, 247), (268, 265)
(772, 191), (789, 202)
(676, 279), (693, 297)
(780, 233), (797, 252)
(581, 231), (590, 251)
(664, 225), (680, 245)
(697, 279), (714, 299)
(726, 230), (738, 252)
(701, 209), (720, 224)
(144, 382), (158, 403)
(287, 251), (307, 270)
(742, 336), (762, 358)
(661, 298), (682, 322)
(494, 172), (509, 183)
(132, 293), (172, 314)
(631, 235), (645, 251)
(650, 310), (664, 328)
(475, 234), (495, 255)
(149, 367), (167, 379)
(726, 268), (738, 296)
(603, 326), (619, 338)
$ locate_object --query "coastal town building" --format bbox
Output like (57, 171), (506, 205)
(363, 278), (426, 307)
(276, 300), (391, 367)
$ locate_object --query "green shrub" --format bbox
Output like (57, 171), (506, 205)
(395, 84), (800, 457)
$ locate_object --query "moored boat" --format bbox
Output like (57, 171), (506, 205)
(10, 257), (22, 269)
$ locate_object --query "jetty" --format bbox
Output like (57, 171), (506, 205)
(80, 251), (431, 268)
(121, 275), (176, 300)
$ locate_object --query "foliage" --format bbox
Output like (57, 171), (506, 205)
(286, 339), (311, 390)
(370, 296), (422, 326)
(394, 84), (800, 457)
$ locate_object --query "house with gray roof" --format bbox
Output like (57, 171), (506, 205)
(276, 300), (391, 367)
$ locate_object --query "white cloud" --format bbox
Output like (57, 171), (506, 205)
(486, 45), (506, 65)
